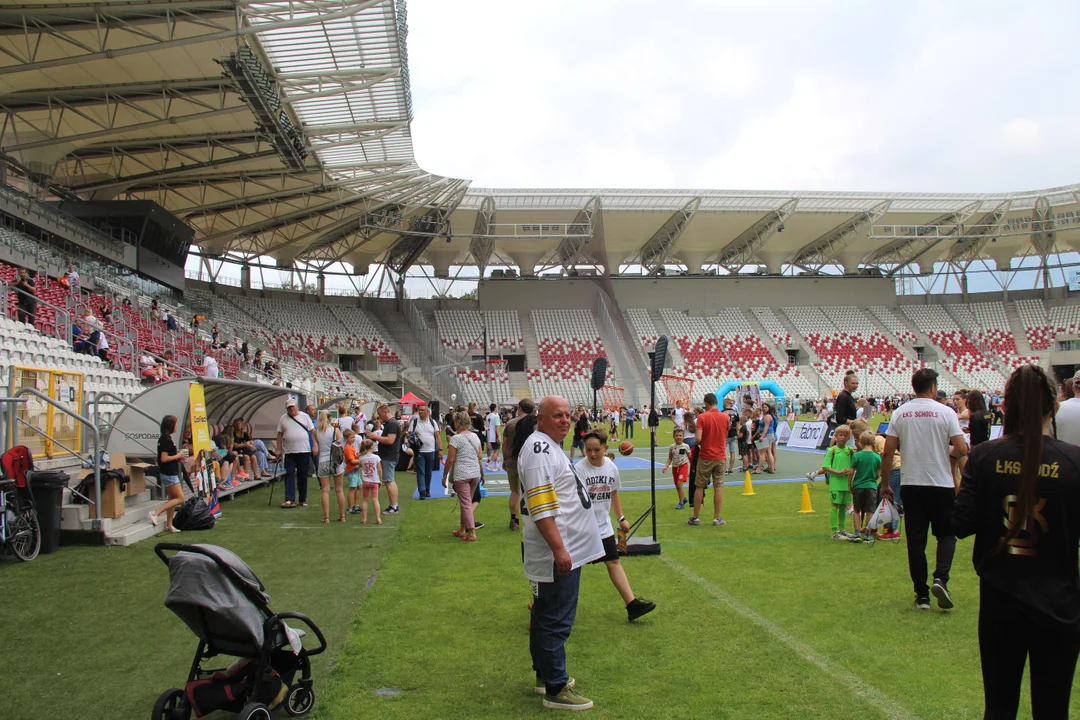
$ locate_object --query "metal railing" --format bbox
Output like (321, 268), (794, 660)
(6, 388), (103, 524)
(2, 280), (72, 344)
(0, 183), (128, 261)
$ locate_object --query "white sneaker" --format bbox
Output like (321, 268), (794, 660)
(168, 526), (181, 534)
(148, 510), (159, 527)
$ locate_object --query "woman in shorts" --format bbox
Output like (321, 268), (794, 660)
(315, 409), (346, 523)
(148, 415), (187, 533)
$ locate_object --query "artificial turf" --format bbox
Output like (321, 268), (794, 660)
(6, 424), (1075, 719)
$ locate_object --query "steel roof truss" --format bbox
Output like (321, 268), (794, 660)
(638, 197), (700, 272)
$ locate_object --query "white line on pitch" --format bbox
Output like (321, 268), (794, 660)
(661, 555), (920, 720)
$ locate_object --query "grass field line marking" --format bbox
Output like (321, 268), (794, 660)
(661, 555), (921, 720)
(279, 523), (398, 530)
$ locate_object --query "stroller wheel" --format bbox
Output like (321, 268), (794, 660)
(152, 688), (190, 720)
(238, 702), (272, 720)
(285, 685), (316, 716)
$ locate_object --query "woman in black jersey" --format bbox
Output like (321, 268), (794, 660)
(953, 364), (1080, 720)
(964, 391), (993, 448)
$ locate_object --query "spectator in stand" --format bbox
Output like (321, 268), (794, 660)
(1055, 369), (1080, 445)
(202, 348), (219, 379)
(72, 310), (93, 354)
(211, 323), (219, 344)
(66, 263), (80, 294)
(834, 371), (859, 427)
(14, 267), (36, 325)
(100, 304), (113, 324)
(139, 349), (163, 384)
(91, 318), (110, 364)
(275, 397), (316, 509)
(231, 418), (256, 479)
(121, 296), (132, 307)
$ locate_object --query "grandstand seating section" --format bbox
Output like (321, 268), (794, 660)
(900, 305), (1007, 391)
(1015, 298), (1053, 350)
(1049, 303), (1080, 341)
(528, 309), (611, 404)
(751, 307), (790, 347)
(434, 310), (523, 356)
(783, 306), (916, 397)
(867, 306), (918, 346)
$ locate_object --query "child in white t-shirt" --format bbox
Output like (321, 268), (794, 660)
(663, 427), (691, 510)
(575, 428), (656, 622)
(358, 439), (381, 525)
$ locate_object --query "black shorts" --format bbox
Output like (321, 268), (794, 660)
(235, 447), (254, 456)
(590, 534), (620, 564)
(489, 439), (500, 450)
(220, 451), (236, 464)
(572, 437), (584, 450)
(852, 487), (878, 515)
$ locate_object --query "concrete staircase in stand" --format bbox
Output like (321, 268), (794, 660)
(519, 311), (543, 371)
(1004, 301), (1035, 355)
(646, 309), (685, 366)
(595, 317), (645, 407)
(742, 309), (790, 365)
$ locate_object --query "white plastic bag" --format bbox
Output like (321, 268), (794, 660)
(867, 497), (899, 531)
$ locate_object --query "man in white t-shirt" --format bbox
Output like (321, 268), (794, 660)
(485, 403), (502, 471)
(881, 368), (967, 611)
(1055, 369), (1080, 445)
(202, 348), (220, 379)
(408, 404), (441, 499)
(275, 398), (317, 508)
(519, 395), (603, 711)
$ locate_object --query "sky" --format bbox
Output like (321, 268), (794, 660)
(406, 0), (1079, 194)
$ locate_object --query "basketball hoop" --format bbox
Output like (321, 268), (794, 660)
(598, 385), (625, 412)
(660, 374), (694, 408)
(486, 358), (509, 380)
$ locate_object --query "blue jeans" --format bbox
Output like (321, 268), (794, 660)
(888, 468), (902, 531)
(253, 439), (269, 474)
(284, 453), (310, 504)
(530, 566), (582, 695)
(415, 451), (435, 496)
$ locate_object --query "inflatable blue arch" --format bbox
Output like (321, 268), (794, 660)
(716, 380), (786, 414)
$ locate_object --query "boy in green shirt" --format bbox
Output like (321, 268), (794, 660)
(849, 430), (882, 543)
(808, 425), (856, 539)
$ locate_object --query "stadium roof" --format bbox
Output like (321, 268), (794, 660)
(1, 0), (1079, 280)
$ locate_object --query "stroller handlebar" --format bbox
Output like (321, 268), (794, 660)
(267, 612), (328, 657)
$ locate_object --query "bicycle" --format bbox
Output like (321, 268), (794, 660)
(1, 477), (40, 562)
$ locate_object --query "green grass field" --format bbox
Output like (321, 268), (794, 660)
(4, 436), (1076, 719)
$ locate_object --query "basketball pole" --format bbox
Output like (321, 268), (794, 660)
(649, 358), (657, 544)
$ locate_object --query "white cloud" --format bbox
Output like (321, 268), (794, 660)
(405, 0), (1080, 192)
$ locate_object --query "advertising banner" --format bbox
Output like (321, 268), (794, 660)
(188, 382), (213, 455)
(776, 420), (792, 445)
(787, 421), (828, 449)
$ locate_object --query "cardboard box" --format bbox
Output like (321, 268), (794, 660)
(125, 463), (152, 497)
(86, 475), (124, 519)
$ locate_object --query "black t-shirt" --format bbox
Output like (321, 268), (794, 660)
(834, 390), (857, 426)
(158, 434), (180, 476)
(574, 415), (590, 441)
(233, 429), (251, 448)
(379, 419), (401, 462)
(723, 409), (739, 438)
(954, 435), (1080, 628)
(968, 411), (992, 446)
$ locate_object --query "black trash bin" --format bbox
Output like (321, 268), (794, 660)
(29, 471), (69, 555)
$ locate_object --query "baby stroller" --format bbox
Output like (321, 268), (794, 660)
(153, 543), (326, 720)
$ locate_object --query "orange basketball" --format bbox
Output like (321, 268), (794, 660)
(619, 441), (634, 456)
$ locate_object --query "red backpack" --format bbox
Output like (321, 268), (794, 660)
(1, 446), (34, 488)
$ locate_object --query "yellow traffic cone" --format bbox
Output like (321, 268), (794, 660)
(798, 482), (815, 514)
(741, 470), (756, 496)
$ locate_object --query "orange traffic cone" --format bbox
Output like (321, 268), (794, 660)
(798, 482), (815, 514)
(741, 470), (756, 496)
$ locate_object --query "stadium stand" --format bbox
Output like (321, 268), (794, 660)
(751, 307), (790, 347)
(434, 309), (524, 356)
(1015, 298), (1053, 351)
(867, 305), (918, 346)
(1050, 302), (1080, 339)
(529, 309), (611, 404)
(900, 304), (1007, 391)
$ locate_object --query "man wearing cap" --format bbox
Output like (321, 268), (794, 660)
(275, 397), (317, 509)
(1056, 370), (1080, 445)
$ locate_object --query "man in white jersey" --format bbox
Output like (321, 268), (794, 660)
(519, 395), (603, 711)
(672, 400), (685, 430)
(881, 368), (967, 611)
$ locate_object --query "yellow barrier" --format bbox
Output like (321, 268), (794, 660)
(8, 366), (84, 459)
